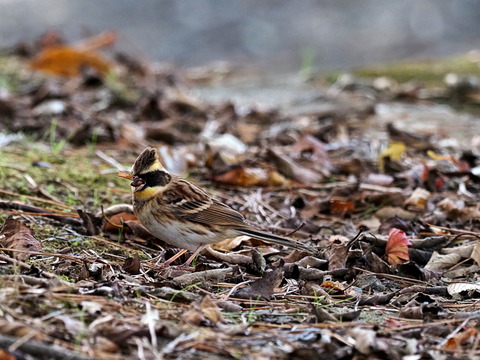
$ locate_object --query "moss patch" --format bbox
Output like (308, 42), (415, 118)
(325, 54), (480, 85)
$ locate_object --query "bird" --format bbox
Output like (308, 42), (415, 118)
(119, 147), (312, 267)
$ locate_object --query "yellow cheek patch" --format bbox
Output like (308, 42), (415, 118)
(133, 187), (159, 201)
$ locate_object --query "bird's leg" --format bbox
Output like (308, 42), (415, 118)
(161, 245), (206, 269)
(163, 249), (188, 267)
(182, 245), (206, 267)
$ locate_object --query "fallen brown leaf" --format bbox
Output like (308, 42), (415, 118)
(181, 295), (225, 326)
(330, 199), (355, 216)
(0, 217), (42, 260)
(235, 259), (284, 300)
(123, 253), (141, 275)
(327, 235), (349, 271)
(212, 167), (287, 187)
(103, 212), (138, 233)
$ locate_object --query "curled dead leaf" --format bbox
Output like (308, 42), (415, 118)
(212, 235), (250, 252)
(0, 217), (42, 260)
(102, 212), (138, 233)
(123, 253), (141, 275)
(384, 228), (412, 265)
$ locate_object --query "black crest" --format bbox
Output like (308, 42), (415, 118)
(132, 148), (158, 175)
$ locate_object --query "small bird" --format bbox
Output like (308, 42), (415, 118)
(119, 148), (311, 266)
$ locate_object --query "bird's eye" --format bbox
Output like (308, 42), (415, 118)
(131, 176), (145, 187)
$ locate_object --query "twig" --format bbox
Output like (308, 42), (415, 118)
(0, 188), (74, 209)
(0, 254), (58, 279)
(0, 201), (82, 226)
(425, 223), (480, 236)
(172, 267), (235, 287)
(95, 149), (129, 171)
(352, 267), (426, 285)
(0, 334), (94, 360)
(285, 222), (305, 237)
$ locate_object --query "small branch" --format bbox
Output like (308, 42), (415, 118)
(0, 201), (82, 227)
(95, 149), (129, 171)
(0, 334), (94, 360)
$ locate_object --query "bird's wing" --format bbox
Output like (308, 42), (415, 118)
(163, 179), (246, 226)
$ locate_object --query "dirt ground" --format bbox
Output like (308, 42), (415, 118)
(1, 34), (480, 359)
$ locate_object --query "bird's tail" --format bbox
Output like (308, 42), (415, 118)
(235, 227), (313, 253)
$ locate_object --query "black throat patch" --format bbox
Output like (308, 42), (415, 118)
(140, 170), (172, 188)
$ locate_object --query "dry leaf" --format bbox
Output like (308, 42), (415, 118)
(327, 235), (350, 271)
(348, 327), (377, 355)
(397, 262), (442, 281)
(212, 235), (250, 252)
(470, 242), (480, 265)
(289, 135), (332, 172)
(235, 260), (284, 300)
(30, 45), (112, 77)
(385, 228), (411, 265)
(443, 328), (477, 350)
(442, 243), (475, 258)
(436, 197), (476, 221)
(321, 280), (347, 292)
(330, 199), (355, 216)
(0, 217), (42, 260)
(267, 148), (325, 184)
(425, 251), (462, 271)
(123, 253), (141, 275)
(427, 150), (470, 172)
(378, 142), (406, 173)
(404, 187), (431, 209)
(181, 295), (224, 326)
(0, 319), (43, 339)
(213, 167), (270, 187)
(103, 212), (138, 232)
(73, 30), (118, 52)
(375, 206), (416, 221)
(447, 283), (480, 299)
(0, 349), (16, 360)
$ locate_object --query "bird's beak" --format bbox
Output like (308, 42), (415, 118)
(118, 171), (134, 180)
(131, 176), (146, 193)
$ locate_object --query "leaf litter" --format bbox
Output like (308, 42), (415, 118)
(0, 31), (480, 359)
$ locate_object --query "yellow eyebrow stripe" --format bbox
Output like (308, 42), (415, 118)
(147, 161), (165, 172)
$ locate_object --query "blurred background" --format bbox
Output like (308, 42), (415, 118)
(2, 0), (480, 74)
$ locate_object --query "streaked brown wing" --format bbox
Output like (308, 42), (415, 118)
(179, 199), (246, 226)
(163, 177), (246, 226)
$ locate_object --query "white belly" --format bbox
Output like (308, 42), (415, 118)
(140, 213), (234, 251)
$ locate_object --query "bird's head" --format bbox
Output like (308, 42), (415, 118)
(119, 147), (172, 201)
